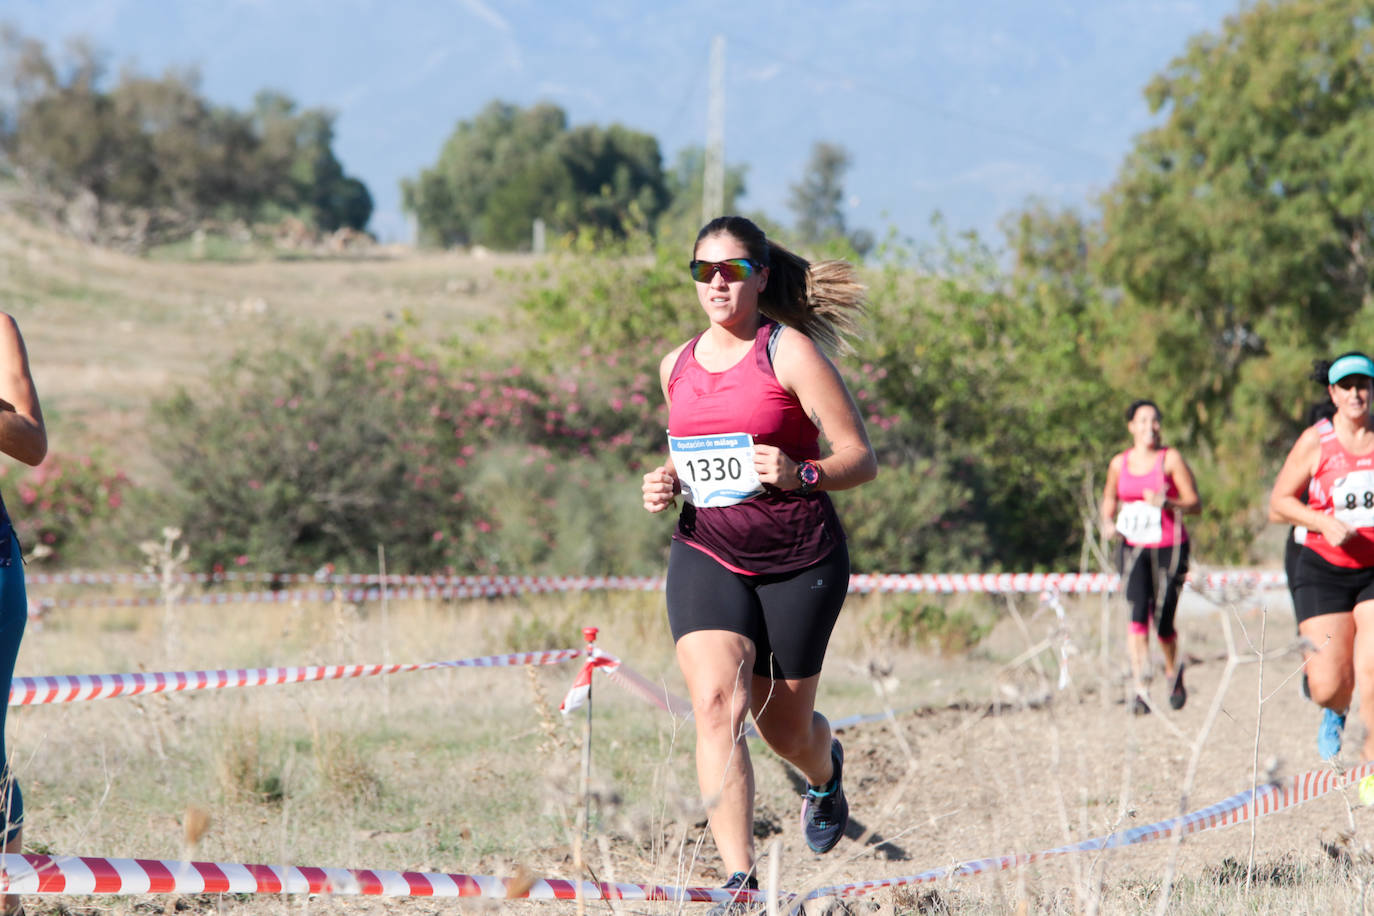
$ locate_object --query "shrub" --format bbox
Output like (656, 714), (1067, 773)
(0, 452), (130, 565)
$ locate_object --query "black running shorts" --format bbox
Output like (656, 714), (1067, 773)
(665, 539), (849, 680)
(1293, 547), (1374, 624)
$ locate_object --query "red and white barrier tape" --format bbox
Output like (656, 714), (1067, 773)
(26, 584), (663, 610)
(0, 853), (742, 902)
(24, 570), (1292, 611)
(559, 647), (696, 720)
(4, 762), (1370, 902)
(815, 760), (1374, 899)
(8, 649), (581, 707)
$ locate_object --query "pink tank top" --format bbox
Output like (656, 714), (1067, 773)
(1304, 419), (1374, 568)
(1115, 448), (1186, 548)
(667, 322), (844, 574)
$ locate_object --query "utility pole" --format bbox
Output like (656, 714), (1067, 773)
(702, 35), (725, 225)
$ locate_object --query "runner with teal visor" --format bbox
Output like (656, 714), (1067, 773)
(1328, 353), (1374, 385)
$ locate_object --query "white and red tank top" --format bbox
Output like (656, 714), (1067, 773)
(1303, 418), (1374, 568)
(666, 321), (844, 574)
(1115, 448), (1187, 549)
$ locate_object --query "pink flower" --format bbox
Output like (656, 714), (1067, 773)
(107, 493), (123, 509)
(432, 531), (445, 542)
(476, 520), (492, 533)
(235, 555), (249, 566)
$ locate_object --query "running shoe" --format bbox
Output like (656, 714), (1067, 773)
(1319, 708), (1346, 761)
(801, 739), (849, 854)
(1168, 663), (1187, 710)
(706, 871), (759, 916)
(1132, 693), (1151, 716)
(1302, 672), (1311, 701)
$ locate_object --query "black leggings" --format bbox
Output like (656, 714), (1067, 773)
(1118, 540), (1189, 640)
(665, 540), (850, 680)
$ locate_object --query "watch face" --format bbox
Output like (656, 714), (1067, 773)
(800, 462), (820, 487)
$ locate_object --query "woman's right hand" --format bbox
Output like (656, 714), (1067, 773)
(1318, 515), (1357, 547)
(642, 466), (678, 513)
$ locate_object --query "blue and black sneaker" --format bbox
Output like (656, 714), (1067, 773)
(706, 871), (759, 916)
(801, 738), (849, 854)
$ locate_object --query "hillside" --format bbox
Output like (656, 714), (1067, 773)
(0, 209), (532, 484)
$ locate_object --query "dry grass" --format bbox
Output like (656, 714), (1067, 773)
(5, 584), (1374, 914)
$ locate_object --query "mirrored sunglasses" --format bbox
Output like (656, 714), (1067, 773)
(688, 258), (760, 283)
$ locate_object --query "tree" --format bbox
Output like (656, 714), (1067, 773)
(0, 28), (372, 238)
(401, 100), (670, 249)
(1098, 0), (1374, 444)
(788, 141), (848, 246)
(787, 141), (872, 255)
(1096, 0), (1374, 558)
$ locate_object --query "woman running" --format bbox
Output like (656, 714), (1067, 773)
(641, 215), (875, 909)
(1270, 352), (1374, 760)
(1100, 399), (1201, 714)
(0, 312), (46, 916)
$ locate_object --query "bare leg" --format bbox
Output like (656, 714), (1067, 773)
(1352, 602), (1374, 761)
(1300, 612), (1356, 712)
(1160, 638), (1179, 682)
(1128, 631), (1150, 693)
(676, 630), (757, 874)
(749, 672), (833, 786)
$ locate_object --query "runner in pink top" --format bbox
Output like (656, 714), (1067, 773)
(1271, 352), (1374, 762)
(641, 216), (876, 905)
(1100, 399), (1201, 715)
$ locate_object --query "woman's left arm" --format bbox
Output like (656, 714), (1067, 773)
(1162, 448), (1201, 516)
(756, 328), (876, 491)
(0, 314), (46, 467)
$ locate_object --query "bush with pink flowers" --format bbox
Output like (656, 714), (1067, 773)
(0, 452), (130, 564)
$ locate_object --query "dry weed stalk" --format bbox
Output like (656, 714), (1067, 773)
(182, 804), (212, 859)
(139, 525), (189, 664)
(1150, 598), (1304, 915)
(525, 664), (571, 756)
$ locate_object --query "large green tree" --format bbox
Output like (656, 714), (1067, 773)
(0, 28), (372, 235)
(1099, 0), (1374, 439)
(1096, 0), (1374, 557)
(402, 100), (670, 249)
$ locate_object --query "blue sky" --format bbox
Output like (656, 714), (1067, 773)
(4, 0), (1243, 246)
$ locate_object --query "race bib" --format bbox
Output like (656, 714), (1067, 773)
(1333, 469), (1374, 528)
(1116, 500), (1163, 546)
(668, 432), (764, 508)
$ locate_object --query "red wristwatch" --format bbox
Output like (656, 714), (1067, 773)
(796, 459), (821, 494)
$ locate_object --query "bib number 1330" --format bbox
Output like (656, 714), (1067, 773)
(667, 432), (765, 508)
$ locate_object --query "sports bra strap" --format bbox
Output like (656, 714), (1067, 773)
(767, 322), (784, 366)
